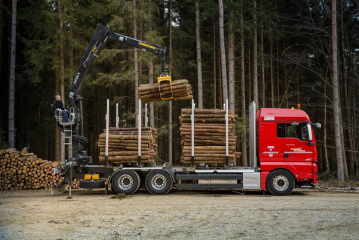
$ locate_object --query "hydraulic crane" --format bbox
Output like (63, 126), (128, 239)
(52, 23), (171, 195)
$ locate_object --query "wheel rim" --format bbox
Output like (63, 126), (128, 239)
(118, 174), (133, 190)
(151, 174), (166, 191)
(273, 175), (289, 191)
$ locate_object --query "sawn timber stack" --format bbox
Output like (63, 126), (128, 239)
(179, 109), (240, 165)
(138, 79), (193, 102)
(98, 127), (157, 165)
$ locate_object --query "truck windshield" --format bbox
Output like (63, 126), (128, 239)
(277, 123), (309, 141)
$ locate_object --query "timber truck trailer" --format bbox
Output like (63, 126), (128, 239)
(51, 23), (321, 197)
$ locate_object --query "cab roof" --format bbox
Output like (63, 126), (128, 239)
(258, 108), (310, 122)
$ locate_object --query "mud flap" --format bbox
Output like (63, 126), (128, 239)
(51, 184), (67, 195)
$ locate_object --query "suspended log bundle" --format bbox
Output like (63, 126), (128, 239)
(179, 109), (240, 165)
(98, 127), (157, 165)
(0, 148), (79, 190)
(138, 79), (193, 102)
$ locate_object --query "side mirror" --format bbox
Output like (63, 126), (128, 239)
(315, 122), (321, 128)
(307, 123), (313, 141)
(307, 141), (315, 146)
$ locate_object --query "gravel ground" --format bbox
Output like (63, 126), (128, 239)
(0, 189), (358, 240)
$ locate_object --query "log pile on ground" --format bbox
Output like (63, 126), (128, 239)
(179, 109), (240, 165)
(138, 79), (193, 102)
(0, 148), (79, 190)
(98, 127), (157, 165)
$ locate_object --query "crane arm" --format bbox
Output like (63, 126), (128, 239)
(68, 23), (168, 107)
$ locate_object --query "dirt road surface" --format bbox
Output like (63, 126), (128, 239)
(0, 190), (358, 239)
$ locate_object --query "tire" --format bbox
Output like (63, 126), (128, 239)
(145, 170), (173, 195)
(111, 170), (141, 195)
(267, 170), (295, 196)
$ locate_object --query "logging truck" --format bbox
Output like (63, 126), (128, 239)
(51, 23), (321, 197)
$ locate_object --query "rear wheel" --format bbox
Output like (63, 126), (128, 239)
(267, 170), (295, 196)
(112, 170), (141, 195)
(145, 170), (173, 195)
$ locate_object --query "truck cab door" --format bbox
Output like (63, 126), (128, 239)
(282, 123), (315, 180)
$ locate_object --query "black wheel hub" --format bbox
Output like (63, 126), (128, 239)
(123, 178), (130, 185)
(278, 179), (284, 186)
(156, 178), (163, 185)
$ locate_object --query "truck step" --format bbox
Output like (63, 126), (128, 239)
(300, 184), (314, 189)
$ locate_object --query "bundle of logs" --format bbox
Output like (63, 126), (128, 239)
(98, 127), (157, 165)
(179, 109), (241, 165)
(0, 148), (79, 190)
(138, 79), (193, 102)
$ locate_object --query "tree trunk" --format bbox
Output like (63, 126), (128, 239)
(148, 0), (154, 128)
(270, 36), (274, 108)
(253, 0), (258, 106)
(228, 1), (235, 115)
(260, 28), (265, 108)
(196, 1), (203, 109)
(340, 1), (355, 174)
(59, 2), (65, 161)
(55, 69), (60, 161)
(8, 0), (17, 148)
(331, 0), (344, 181)
(168, 0), (173, 164)
(213, 20), (217, 109)
(339, 107), (348, 177)
(323, 75), (329, 173)
(276, 40), (280, 108)
(134, 0), (139, 127)
(240, 0), (247, 166)
(0, 0), (3, 81)
(218, 0), (228, 103)
(248, 39), (252, 103)
(68, 1), (74, 158)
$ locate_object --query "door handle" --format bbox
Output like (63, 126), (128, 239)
(284, 153), (289, 158)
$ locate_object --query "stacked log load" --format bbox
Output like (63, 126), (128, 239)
(179, 109), (240, 165)
(98, 127), (157, 165)
(139, 79), (193, 102)
(0, 148), (79, 190)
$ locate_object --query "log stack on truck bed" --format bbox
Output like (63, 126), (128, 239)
(179, 109), (240, 165)
(138, 79), (193, 102)
(98, 127), (157, 165)
(0, 148), (79, 190)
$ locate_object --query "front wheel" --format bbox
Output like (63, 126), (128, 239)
(267, 170), (295, 196)
(145, 170), (173, 195)
(112, 170), (141, 195)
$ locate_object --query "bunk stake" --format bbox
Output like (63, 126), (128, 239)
(105, 99), (110, 167)
(67, 162), (73, 200)
(138, 156), (142, 167)
(138, 99), (142, 167)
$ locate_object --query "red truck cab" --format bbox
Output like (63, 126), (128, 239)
(257, 108), (319, 195)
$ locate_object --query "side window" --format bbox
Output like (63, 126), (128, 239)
(286, 124), (298, 138)
(277, 123), (308, 141)
(277, 123), (285, 137)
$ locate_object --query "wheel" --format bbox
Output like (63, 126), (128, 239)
(145, 170), (173, 195)
(267, 170), (295, 196)
(111, 170), (141, 195)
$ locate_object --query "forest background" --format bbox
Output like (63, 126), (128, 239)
(0, 0), (358, 180)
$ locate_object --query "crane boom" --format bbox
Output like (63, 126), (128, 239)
(68, 23), (168, 107)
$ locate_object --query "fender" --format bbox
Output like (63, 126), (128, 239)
(161, 167), (176, 183)
(260, 162), (299, 190)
